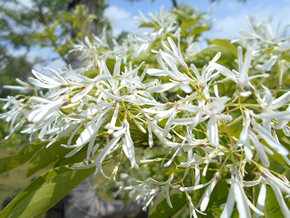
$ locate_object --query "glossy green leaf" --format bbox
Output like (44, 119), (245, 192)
(54, 144), (88, 167)
(83, 69), (98, 78)
(0, 162), (95, 218)
(264, 186), (284, 217)
(174, 9), (190, 21)
(139, 22), (155, 28)
(209, 39), (238, 58)
(150, 192), (187, 218)
(27, 138), (73, 177)
(0, 141), (45, 174)
(193, 46), (236, 68)
(132, 52), (158, 65)
(190, 26), (209, 36)
(180, 18), (199, 31)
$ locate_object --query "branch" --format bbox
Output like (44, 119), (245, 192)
(172, 0), (178, 8)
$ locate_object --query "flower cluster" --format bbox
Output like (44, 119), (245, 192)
(1, 7), (290, 217)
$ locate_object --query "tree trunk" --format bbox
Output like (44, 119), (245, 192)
(46, 178), (149, 218)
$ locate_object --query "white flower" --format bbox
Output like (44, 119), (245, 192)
(239, 110), (289, 166)
(180, 172), (220, 212)
(190, 52), (221, 90)
(213, 46), (269, 91)
(0, 96), (26, 139)
(161, 29), (187, 68)
(260, 168), (290, 217)
(259, 85), (290, 111)
(147, 37), (193, 93)
(204, 97), (232, 147)
(28, 96), (68, 123)
(221, 168), (263, 218)
(148, 174), (175, 209)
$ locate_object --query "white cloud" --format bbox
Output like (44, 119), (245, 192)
(204, 0), (290, 39)
(104, 6), (138, 36)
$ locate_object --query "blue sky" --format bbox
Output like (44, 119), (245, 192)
(16, 0), (290, 74)
(105, 0), (290, 38)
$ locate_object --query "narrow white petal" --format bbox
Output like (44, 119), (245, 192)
(71, 83), (94, 103)
(205, 96), (229, 111)
(76, 116), (99, 146)
(193, 164), (200, 186)
(244, 138), (253, 162)
(29, 97), (52, 104)
(154, 107), (176, 120)
(213, 63), (237, 83)
(148, 122), (153, 148)
(238, 46), (244, 73)
(94, 74), (112, 82)
(240, 47), (252, 84)
(113, 127), (126, 138)
(165, 185), (173, 208)
(247, 198), (264, 217)
(256, 183), (266, 216)
(207, 116), (219, 147)
(239, 111), (251, 145)
(178, 104), (199, 113)
(220, 186), (235, 218)
(244, 74), (269, 85)
(270, 91), (290, 110)
(172, 118), (194, 125)
(180, 83), (192, 93)
(190, 63), (201, 80)
(232, 169), (251, 218)
(164, 148), (180, 167)
(113, 56), (121, 76)
(97, 84), (122, 101)
(180, 179), (213, 192)
(199, 172), (220, 211)
(262, 85), (274, 107)
(108, 102), (120, 134)
(146, 68), (168, 76)
(94, 136), (121, 175)
(268, 180), (290, 217)
(147, 82), (179, 93)
(163, 110), (177, 137)
(251, 118), (289, 155)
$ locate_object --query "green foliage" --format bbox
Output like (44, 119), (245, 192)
(0, 163), (94, 218)
(0, 141), (45, 174)
(150, 193), (187, 217)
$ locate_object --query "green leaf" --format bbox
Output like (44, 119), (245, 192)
(209, 39), (238, 58)
(139, 22), (155, 28)
(269, 151), (289, 168)
(264, 186), (284, 217)
(193, 46), (236, 68)
(150, 192), (187, 218)
(132, 52), (158, 65)
(180, 18), (199, 36)
(0, 162), (95, 218)
(0, 141), (45, 175)
(190, 26), (209, 36)
(83, 69), (99, 79)
(174, 9), (190, 21)
(27, 138), (73, 177)
(54, 144), (88, 167)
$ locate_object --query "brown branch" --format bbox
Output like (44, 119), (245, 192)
(172, 0), (178, 8)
